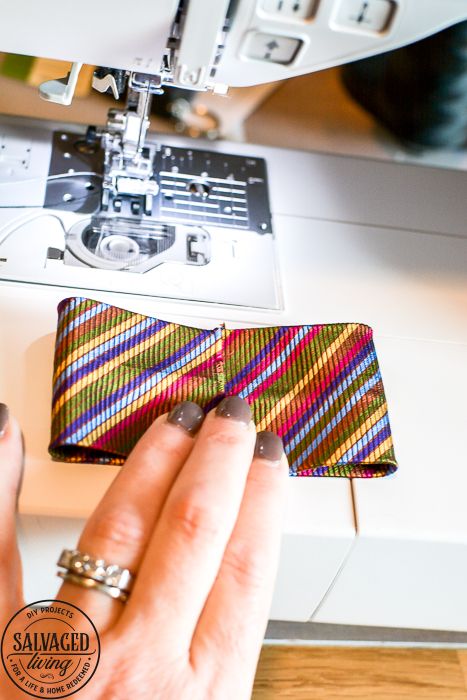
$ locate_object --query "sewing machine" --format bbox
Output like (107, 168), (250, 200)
(1, 0), (467, 308)
(1, 1), (467, 635)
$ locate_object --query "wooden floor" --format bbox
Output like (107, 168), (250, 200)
(253, 647), (467, 700)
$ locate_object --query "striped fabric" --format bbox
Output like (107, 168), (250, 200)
(49, 297), (397, 477)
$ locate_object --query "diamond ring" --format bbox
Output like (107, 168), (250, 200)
(57, 549), (134, 603)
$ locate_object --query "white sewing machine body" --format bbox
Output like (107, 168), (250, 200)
(1, 0), (467, 631)
(1, 114), (467, 630)
(1, 0), (467, 91)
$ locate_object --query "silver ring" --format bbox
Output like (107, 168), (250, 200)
(57, 549), (134, 601)
(57, 571), (129, 603)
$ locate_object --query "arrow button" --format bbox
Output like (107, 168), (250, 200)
(244, 33), (302, 64)
(334, 0), (395, 34)
(262, 0), (317, 20)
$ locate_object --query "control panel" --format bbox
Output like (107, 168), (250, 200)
(218, 0), (467, 85)
(0, 0), (466, 92)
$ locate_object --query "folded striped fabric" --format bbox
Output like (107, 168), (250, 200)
(49, 297), (397, 477)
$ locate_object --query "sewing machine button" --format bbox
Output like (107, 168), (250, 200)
(261, 0), (317, 20)
(243, 32), (302, 64)
(333, 0), (396, 34)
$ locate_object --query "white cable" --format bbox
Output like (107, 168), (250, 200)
(0, 212), (42, 244)
(0, 212), (67, 247)
(0, 171), (103, 187)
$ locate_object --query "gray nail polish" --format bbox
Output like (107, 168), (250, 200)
(0, 403), (8, 438)
(254, 431), (284, 463)
(167, 401), (204, 436)
(215, 396), (251, 425)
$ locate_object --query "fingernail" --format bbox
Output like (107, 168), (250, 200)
(254, 431), (284, 464)
(167, 401), (205, 436)
(0, 403), (8, 438)
(215, 396), (251, 425)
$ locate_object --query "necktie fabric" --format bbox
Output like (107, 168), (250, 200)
(49, 297), (397, 478)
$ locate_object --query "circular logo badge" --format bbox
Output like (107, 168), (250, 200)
(1, 599), (100, 698)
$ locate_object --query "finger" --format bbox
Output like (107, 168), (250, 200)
(0, 404), (25, 622)
(123, 396), (256, 652)
(193, 431), (287, 695)
(58, 401), (204, 634)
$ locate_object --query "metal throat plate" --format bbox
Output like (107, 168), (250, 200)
(153, 145), (272, 234)
(38, 129), (280, 309)
(45, 131), (273, 235)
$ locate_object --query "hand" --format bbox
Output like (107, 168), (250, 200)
(0, 397), (287, 700)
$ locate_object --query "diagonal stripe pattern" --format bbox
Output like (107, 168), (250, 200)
(49, 298), (397, 478)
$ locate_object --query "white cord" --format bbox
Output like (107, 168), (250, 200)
(0, 212), (67, 247)
(0, 171), (103, 187)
